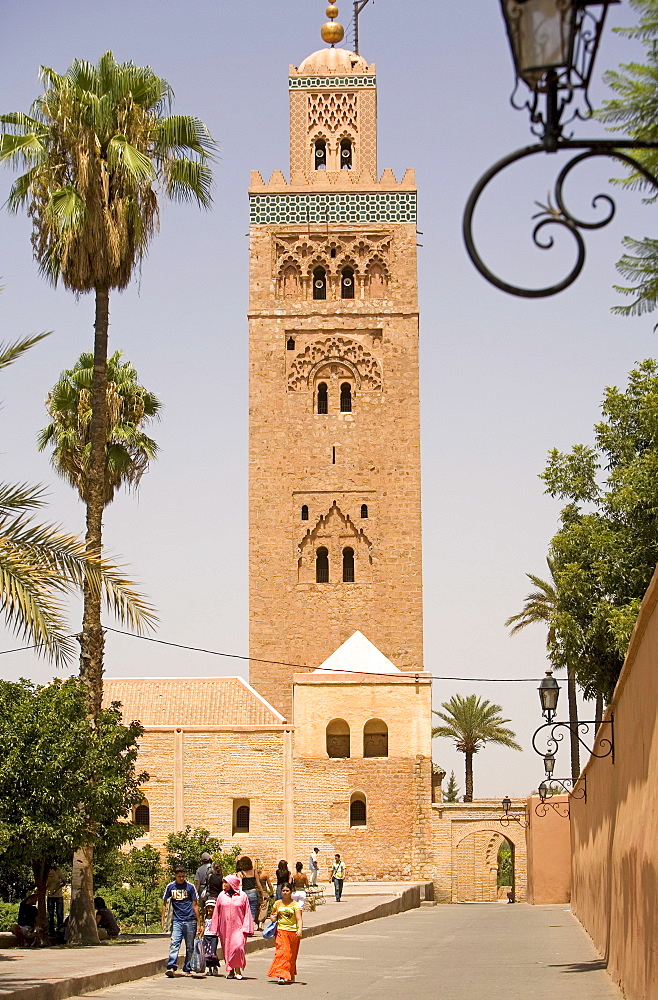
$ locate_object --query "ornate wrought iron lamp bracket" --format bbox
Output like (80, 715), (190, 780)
(532, 714), (614, 761)
(499, 811), (530, 829)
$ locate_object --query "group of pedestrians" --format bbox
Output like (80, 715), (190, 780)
(163, 849), (347, 983)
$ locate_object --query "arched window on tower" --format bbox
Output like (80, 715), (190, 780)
(301, 505), (309, 521)
(340, 138), (353, 169)
(313, 266), (327, 300)
(368, 261), (387, 298)
(326, 719), (350, 758)
(350, 793), (367, 826)
(317, 382), (328, 414)
(282, 265), (299, 300)
(342, 546), (355, 583)
(316, 546), (329, 583)
(134, 800), (150, 830)
(340, 382), (352, 412)
(363, 719), (388, 757)
(341, 266), (355, 299)
(360, 503), (368, 519)
(314, 138), (327, 170)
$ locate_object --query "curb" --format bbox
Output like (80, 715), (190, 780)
(1, 886), (425, 1000)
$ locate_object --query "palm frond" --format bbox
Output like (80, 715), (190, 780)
(0, 331), (50, 371)
(163, 158), (213, 207)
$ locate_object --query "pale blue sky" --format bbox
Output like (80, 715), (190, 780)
(0, 0), (654, 797)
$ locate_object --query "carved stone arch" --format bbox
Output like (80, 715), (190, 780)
(297, 501), (373, 584)
(338, 254), (359, 274)
(452, 824), (524, 851)
(306, 255), (330, 278)
(366, 255), (389, 298)
(288, 336), (382, 392)
(310, 356), (361, 388)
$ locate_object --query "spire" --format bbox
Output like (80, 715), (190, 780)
(321, 3), (345, 46)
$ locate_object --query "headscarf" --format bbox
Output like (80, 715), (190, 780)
(224, 873), (242, 893)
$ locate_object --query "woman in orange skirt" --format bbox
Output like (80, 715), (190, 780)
(266, 883), (303, 984)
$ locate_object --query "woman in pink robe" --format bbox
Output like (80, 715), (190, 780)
(209, 874), (254, 979)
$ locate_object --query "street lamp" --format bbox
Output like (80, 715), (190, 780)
(538, 668), (560, 723)
(463, 0), (658, 297)
(499, 796), (529, 828)
(532, 667), (614, 765)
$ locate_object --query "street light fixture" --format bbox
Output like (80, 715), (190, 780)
(538, 668), (560, 722)
(532, 668), (614, 764)
(463, 0), (658, 297)
(499, 796), (529, 828)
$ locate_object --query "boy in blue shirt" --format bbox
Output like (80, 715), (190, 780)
(162, 866), (202, 976)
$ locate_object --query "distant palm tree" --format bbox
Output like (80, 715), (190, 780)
(38, 350), (161, 504)
(505, 560), (581, 782)
(432, 695), (522, 802)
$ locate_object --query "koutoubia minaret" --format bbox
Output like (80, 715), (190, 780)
(248, 5), (423, 718)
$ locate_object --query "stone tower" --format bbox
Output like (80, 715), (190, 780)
(248, 11), (423, 718)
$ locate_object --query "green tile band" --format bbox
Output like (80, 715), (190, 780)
(249, 191), (417, 225)
(289, 76), (377, 89)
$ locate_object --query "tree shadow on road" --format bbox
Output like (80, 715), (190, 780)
(548, 960), (608, 974)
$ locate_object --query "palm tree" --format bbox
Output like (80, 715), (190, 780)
(0, 52), (215, 717)
(432, 695), (522, 802)
(505, 560), (581, 782)
(38, 350), (161, 505)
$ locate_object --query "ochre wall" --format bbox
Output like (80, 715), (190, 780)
(525, 794), (571, 905)
(571, 566), (658, 1000)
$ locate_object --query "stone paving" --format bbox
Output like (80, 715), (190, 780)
(65, 904), (622, 1000)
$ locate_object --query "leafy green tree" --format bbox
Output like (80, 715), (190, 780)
(505, 561), (580, 781)
(541, 359), (658, 702)
(0, 677), (146, 944)
(164, 827), (241, 880)
(596, 0), (658, 315)
(38, 350), (161, 505)
(443, 770), (461, 803)
(432, 695), (522, 802)
(125, 844), (164, 893)
(497, 842), (512, 887)
(0, 52), (213, 942)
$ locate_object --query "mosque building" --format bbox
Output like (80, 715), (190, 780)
(104, 5), (529, 898)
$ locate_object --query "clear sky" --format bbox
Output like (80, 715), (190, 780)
(0, 0), (655, 798)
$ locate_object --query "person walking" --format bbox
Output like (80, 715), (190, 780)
(207, 861), (224, 902)
(162, 866), (202, 977)
(46, 865), (66, 939)
(331, 854), (346, 901)
(266, 883), (303, 985)
(237, 856), (262, 929)
(202, 900), (220, 976)
(275, 860), (291, 900)
(256, 861), (274, 930)
(209, 874), (253, 979)
(291, 862), (309, 907)
(308, 848), (320, 887)
(195, 851), (213, 905)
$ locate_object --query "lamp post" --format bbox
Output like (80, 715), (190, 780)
(532, 668), (614, 766)
(499, 796), (529, 828)
(463, 0), (658, 297)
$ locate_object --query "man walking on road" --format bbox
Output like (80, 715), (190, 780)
(309, 848), (320, 886)
(162, 867), (202, 977)
(331, 854), (345, 901)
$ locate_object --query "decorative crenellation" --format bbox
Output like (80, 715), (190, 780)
(308, 91), (358, 132)
(289, 75), (377, 89)
(250, 191), (417, 226)
(287, 335), (382, 392)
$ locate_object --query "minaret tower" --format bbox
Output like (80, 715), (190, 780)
(248, 5), (422, 718)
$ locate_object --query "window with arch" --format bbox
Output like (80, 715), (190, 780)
(134, 800), (150, 830)
(314, 137), (327, 170)
(363, 719), (388, 757)
(360, 503), (368, 519)
(313, 265), (327, 300)
(282, 265), (299, 300)
(350, 793), (366, 826)
(367, 261), (387, 298)
(341, 266), (355, 299)
(340, 381), (352, 412)
(316, 546), (329, 583)
(326, 719), (350, 758)
(301, 504), (309, 521)
(233, 798), (250, 834)
(286, 336), (296, 350)
(342, 546), (355, 583)
(340, 137), (353, 169)
(317, 382), (328, 414)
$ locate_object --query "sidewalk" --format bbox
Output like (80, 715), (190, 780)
(0, 883), (430, 1000)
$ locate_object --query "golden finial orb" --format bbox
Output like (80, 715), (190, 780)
(321, 2), (344, 45)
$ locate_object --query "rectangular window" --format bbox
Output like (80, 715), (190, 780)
(233, 798), (250, 835)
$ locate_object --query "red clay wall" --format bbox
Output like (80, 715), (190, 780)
(571, 566), (658, 1000)
(525, 794), (571, 905)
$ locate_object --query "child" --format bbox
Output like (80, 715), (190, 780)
(203, 900), (220, 975)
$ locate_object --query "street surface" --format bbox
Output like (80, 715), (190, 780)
(68, 903), (622, 1000)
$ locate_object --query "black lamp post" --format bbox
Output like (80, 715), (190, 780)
(463, 0), (658, 296)
(538, 668), (560, 723)
(499, 796), (529, 828)
(532, 667), (614, 769)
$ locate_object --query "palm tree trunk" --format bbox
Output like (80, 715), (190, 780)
(567, 666), (580, 783)
(464, 752), (473, 802)
(69, 284), (110, 946)
(595, 692), (603, 729)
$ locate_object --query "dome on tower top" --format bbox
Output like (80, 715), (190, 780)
(296, 47), (371, 75)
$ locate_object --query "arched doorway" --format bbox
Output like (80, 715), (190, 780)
(453, 829), (516, 902)
(497, 837), (515, 902)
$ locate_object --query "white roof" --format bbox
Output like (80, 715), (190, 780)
(314, 631), (401, 675)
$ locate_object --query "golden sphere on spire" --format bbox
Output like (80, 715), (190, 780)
(326, 4), (339, 16)
(321, 20), (345, 44)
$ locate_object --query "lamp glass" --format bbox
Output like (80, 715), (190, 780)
(502, 796), (512, 815)
(539, 781), (548, 801)
(502, 0), (573, 87)
(539, 670), (560, 715)
(544, 752), (556, 776)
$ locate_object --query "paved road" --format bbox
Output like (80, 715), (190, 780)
(68, 904), (622, 1000)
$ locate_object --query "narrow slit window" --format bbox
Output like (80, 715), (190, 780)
(341, 266), (355, 299)
(340, 138), (353, 169)
(286, 337), (296, 350)
(360, 504), (368, 518)
(314, 138), (327, 170)
(301, 505), (309, 521)
(340, 382), (352, 412)
(343, 546), (355, 583)
(313, 266), (327, 300)
(332, 446), (336, 464)
(316, 546), (329, 583)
